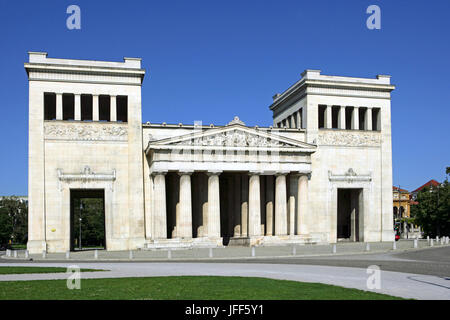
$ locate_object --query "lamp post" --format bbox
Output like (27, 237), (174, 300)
(79, 201), (84, 250)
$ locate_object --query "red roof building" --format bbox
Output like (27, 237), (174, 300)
(412, 179), (441, 194)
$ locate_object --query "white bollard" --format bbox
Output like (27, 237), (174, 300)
(436, 236), (439, 242)
(65, 251), (70, 259)
(209, 248), (213, 258)
(129, 250), (133, 260)
(365, 243), (370, 251)
(42, 250), (46, 259)
(427, 236), (430, 244)
(292, 246), (296, 256)
(413, 239), (418, 248)
(393, 241), (397, 250)
(430, 239), (434, 247)
(168, 249), (172, 259)
(441, 237), (444, 245)
(13, 250), (17, 258)
(6, 249), (10, 257)
(446, 236), (449, 245)
(94, 249), (98, 259)
(251, 246), (255, 257)
(25, 250), (29, 259)
(332, 244), (336, 254)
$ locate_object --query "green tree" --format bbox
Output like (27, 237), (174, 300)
(0, 197), (28, 244)
(411, 168), (450, 237)
(72, 198), (105, 248)
(0, 207), (13, 246)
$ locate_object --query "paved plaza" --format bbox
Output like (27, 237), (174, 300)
(1, 241), (449, 300)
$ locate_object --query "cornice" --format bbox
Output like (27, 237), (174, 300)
(269, 78), (395, 111)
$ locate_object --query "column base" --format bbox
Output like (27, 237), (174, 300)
(46, 240), (70, 253)
(27, 240), (47, 254)
(381, 230), (395, 242)
(128, 237), (146, 250)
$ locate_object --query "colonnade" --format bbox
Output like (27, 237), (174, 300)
(151, 170), (309, 240)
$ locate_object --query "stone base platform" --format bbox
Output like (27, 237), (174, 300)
(144, 237), (223, 250)
(259, 235), (318, 246)
(144, 235), (320, 249)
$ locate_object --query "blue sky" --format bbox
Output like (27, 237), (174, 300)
(0, 0), (449, 195)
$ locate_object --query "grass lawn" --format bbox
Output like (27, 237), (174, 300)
(10, 244), (27, 250)
(0, 266), (104, 274)
(0, 276), (403, 300)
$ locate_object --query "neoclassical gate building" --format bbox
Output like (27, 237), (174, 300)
(25, 52), (395, 253)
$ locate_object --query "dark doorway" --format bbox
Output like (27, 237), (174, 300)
(337, 188), (362, 241)
(70, 189), (106, 251)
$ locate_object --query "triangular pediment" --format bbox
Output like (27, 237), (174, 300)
(147, 123), (316, 152)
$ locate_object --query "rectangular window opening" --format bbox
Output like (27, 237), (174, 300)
(318, 105), (326, 129)
(44, 92), (56, 120)
(99, 95), (110, 121)
(332, 106), (340, 129)
(372, 108), (381, 131)
(345, 107), (353, 130)
(81, 94), (93, 121)
(359, 107), (366, 130)
(62, 93), (75, 121)
(116, 96), (128, 123)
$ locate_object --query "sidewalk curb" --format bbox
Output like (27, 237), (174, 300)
(3, 244), (448, 263)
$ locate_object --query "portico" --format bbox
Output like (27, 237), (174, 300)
(144, 118), (315, 247)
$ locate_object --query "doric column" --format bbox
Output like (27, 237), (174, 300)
(365, 107), (372, 131)
(56, 93), (63, 120)
(241, 174), (249, 237)
(296, 111), (302, 129)
(350, 191), (358, 241)
(248, 172), (261, 236)
(325, 105), (332, 129)
(301, 107), (307, 129)
(152, 171), (167, 239)
(92, 94), (99, 121)
(110, 95), (117, 122)
(265, 175), (274, 236)
(339, 106), (346, 129)
(207, 171), (221, 238)
(352, 106), (359, 130)
(297, 174), (309, 234)
(233, 174), (241, 237)
(177, 171), (193, 238)
(275, 172), (288, 236)
(288, 174), (298, 235)
(74, 94), (81, 120)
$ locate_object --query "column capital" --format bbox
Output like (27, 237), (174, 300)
(248, 170), (264, 176)
(275, 171), (290, 176)
(206, 170), (222, 176)
(291, 171), (311, 179)
(178, 170), (193, 176)
(151, 170), (168, 176)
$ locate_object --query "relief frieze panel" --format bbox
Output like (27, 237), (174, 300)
(318, 130), (380, 146)
(44, 123), (128, 141)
